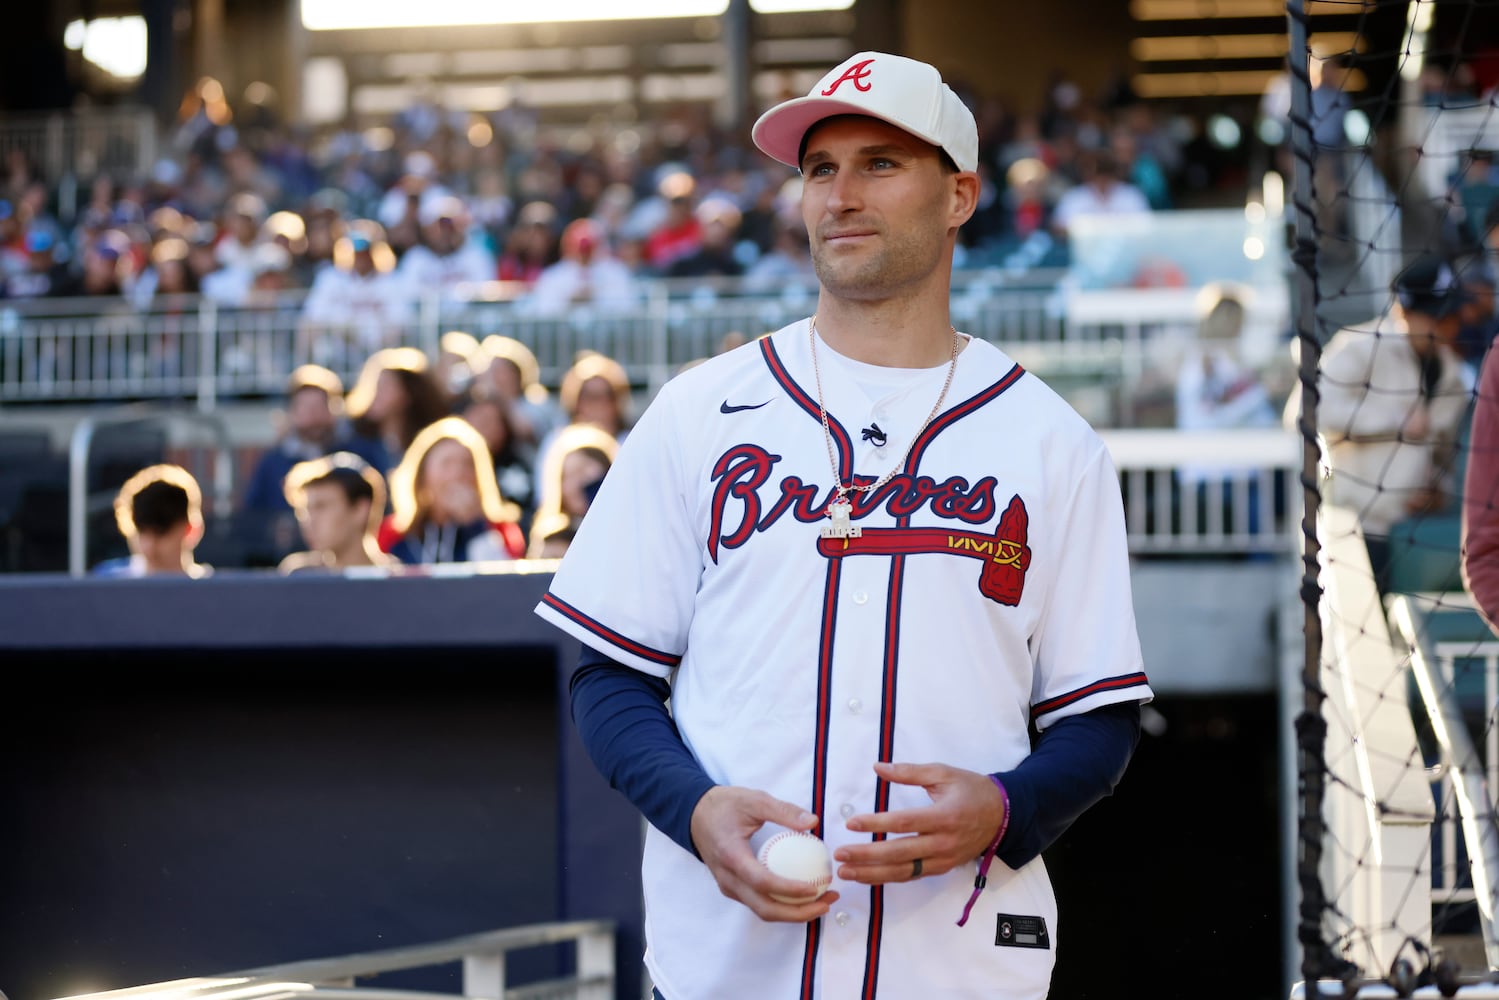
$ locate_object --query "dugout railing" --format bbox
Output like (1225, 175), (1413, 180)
(48, 920), (617, 1000)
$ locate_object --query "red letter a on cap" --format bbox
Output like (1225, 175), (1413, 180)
(821, 59), (875, 96)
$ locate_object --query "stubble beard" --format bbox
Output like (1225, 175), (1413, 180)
(810, 227), (943, 301)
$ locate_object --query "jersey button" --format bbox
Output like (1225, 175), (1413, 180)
(840, 803), (855, 818)
(834, 911), (851, 927)
(847, 697), (862, 714)
(852, 590), (868, 605)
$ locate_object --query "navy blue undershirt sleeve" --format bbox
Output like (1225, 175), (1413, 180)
(570, 644), (1142, 867)
(569, 643), (717, 858)
(992, 701), (1142, 870)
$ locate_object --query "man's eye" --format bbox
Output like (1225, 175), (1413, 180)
(808, 163), (834, 177)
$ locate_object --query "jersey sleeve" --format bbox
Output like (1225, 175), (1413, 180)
(1027, 440), (1152, 730)
(534, 380), (703, 677)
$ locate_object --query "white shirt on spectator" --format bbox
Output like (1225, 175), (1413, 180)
(301, 266), (414, 351)
(523, 257), (642, 316)
(397, 239), (496, 301)
(1052, 180), (1151, 234)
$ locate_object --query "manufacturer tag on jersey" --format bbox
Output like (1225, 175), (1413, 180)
(995, 914), (1050, 949)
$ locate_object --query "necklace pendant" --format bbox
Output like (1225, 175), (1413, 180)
(821, 497), (862, 541)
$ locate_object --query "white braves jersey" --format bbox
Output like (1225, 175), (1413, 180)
(536, 319), (1151, 999)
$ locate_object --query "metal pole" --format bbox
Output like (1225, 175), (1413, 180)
(68, 417), (98, 578)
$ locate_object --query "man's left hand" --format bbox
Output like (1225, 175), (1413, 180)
(834, 761), (1005, 885)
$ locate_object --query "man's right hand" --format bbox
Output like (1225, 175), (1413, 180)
(689, 785), (838, 922)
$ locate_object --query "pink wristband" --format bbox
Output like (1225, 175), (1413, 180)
(956, 775), (1010, 927)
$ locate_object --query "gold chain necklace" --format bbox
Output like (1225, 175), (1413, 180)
(810, 314), (959, 540)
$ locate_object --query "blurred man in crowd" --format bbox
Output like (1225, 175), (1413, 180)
(397, 194), (496, 301)
(279, 453), (396, 574)
(93, 464), (211, 578)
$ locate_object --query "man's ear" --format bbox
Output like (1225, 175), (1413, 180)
(949, 172), (981, 230)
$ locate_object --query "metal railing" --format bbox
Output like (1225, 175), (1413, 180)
(0, 269), (1091, 408)
(1101, 427), (1299, 555)
(50, 920), (616, 1000)
(0, 105), (158, 188)
(1387, 593), (1499, 971)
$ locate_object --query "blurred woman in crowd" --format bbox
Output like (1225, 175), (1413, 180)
(478, 334), (563, 449)
(460, 388), (537, 533)
(526, 422), (618, 559)
(345, 346), (450, 472)
(380, 416), (527, 564)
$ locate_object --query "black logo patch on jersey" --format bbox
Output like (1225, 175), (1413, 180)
(995, 914), (1050, 949)
(720, 399), (771, 414)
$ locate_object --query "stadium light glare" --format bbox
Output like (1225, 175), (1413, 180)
(63, 17), (148, 80)
(301, 0), (732, 30)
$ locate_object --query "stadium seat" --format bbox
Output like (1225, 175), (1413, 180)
(1384, 513), (1464, 595)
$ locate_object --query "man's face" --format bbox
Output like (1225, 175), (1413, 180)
(800, 117), (958, 302)
(574, 377), (619, 431)
(298, 482), (366, 554)
(287, 386), (336, 441)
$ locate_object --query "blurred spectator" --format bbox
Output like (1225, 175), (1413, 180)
(1455, 258), (1499, 370)
(380, 416), (527, 564)
(477, 334), (564, 449)
(743, 213), (815, 294)
(1174, 283), (1278, 524)
(665, 197), (747, 279)
(497, 200), (558, 286)
(80, 230), (133, 298)
(243, 365), (389, 512)
(1453, 149), (1499, 253)
(537, 351), (632, 476)
(1302, 254), (1472, 589)
(525, 218), (642, 315)
(526, 422), (618, 559)
(1110, 124), (1172, 211)
(559, 350), (632, 439)
(460, 389), (537, 531)
(185, 221), (222, 287)
(278, 452), (396, 574)
(643, 169), (703, 272)
(3, 229), (79, 299)
(346, 346), (451, 470)
(262, 210), (319, 289)
(129, 235), (197, 308)
(299, 220), (413, 365)
(1050, 147), (1151, 239)
(377, 150), (452, 255)
(1003, 157), (1057, 240)
(216, 192), (268, 272)
(93, 464), (211, 578)
(397, 194), (496, 300)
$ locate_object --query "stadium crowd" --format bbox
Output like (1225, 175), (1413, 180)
(0, 68), (1201, 319)
(97, 334), (635, 575)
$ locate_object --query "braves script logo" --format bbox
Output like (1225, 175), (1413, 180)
(707, 444), (1031, 604)
(820, 58), (876, 96)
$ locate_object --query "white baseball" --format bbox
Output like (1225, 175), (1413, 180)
(758, 830), (832, 903)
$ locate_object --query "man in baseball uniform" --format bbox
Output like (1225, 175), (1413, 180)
(536, 51), (1152, 999)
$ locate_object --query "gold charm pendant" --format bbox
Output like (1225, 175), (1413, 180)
(820, 497), (862, 541)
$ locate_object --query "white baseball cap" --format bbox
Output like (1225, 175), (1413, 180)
(752, 51), (978, 174)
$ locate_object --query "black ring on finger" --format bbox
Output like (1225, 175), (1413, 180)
(911, 857), (923, 879)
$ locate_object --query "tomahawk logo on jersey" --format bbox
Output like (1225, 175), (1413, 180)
(536, 319), (1151, 999)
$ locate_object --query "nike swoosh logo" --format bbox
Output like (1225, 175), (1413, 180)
(720, 399), (771, 414)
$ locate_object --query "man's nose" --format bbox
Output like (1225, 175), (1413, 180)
(824, 168), (864, 213)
